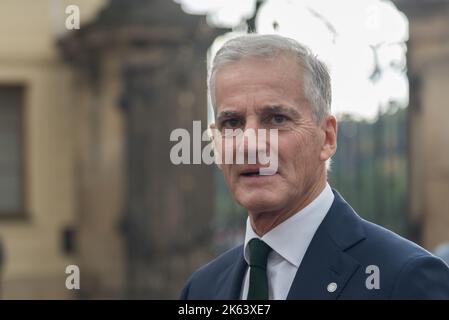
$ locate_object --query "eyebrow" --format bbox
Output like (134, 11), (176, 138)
(260, 105), (302, 119)
(215, 105), (302, 122)
(216, 110), (243, 123)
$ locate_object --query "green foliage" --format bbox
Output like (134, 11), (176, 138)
(329, 105), (408, 236)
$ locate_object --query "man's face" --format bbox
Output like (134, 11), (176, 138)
(212, 55), (336, 218)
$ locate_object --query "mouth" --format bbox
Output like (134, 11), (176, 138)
(241, 172), (261, 177)
(239, 167), (279, 178)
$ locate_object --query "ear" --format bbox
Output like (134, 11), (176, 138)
(209, 122), (223, 170)
(319, 115), (337, 162)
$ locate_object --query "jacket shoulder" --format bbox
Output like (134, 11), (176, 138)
(357, 218), (431, 262)
(346, 218), (449, 299)
(180, 244), (243, 299)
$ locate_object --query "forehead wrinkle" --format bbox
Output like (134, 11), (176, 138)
(214, 56), (308, 117)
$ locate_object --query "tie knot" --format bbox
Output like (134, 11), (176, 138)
(248, 238), (272, 269)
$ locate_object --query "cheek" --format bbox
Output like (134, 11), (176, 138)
(222, 165), (236, 186)
(218, 137), (237, 163)
(222, 164), (232, 176)
(277, 131), (320, 170)
(277, 131), (306, 160)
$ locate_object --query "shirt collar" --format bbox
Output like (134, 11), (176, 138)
(243, 183), (335, 267)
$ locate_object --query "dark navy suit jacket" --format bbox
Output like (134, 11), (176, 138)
(180, 190), (449, 299)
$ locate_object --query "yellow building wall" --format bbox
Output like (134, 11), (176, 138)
(0, 0), (107, 299)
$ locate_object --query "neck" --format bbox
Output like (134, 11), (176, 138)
(249, 177), (327, 237)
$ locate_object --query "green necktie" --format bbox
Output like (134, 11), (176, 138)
(247, 238), (272, 300)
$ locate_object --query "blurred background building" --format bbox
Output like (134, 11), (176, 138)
(0, 0), (448, 299)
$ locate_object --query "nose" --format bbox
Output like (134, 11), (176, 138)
(237, 117), (267, 164)
(244, 116), (260, 132)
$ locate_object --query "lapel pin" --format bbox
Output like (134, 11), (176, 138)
(327, 282), (338, 293)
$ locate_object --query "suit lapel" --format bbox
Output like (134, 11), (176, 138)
(287, 190), (366, 299)
(286, 230), (361, 299)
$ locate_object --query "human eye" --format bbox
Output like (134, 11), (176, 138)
(221, 118), (243, 129)
(269, 114), (289, 125)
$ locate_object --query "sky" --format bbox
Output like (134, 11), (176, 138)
(175, 0), (409, 121)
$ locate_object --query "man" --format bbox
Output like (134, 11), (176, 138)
(180, 34), (449, 299)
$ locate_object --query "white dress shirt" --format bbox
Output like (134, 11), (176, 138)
(241, 183), (335, 300)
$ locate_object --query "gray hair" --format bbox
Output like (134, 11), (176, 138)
(209, 34), (332, 122)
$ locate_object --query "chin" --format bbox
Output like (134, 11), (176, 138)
(235, 189), (284, 213)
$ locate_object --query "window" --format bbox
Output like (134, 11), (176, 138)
(0, 86), (25, 217)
